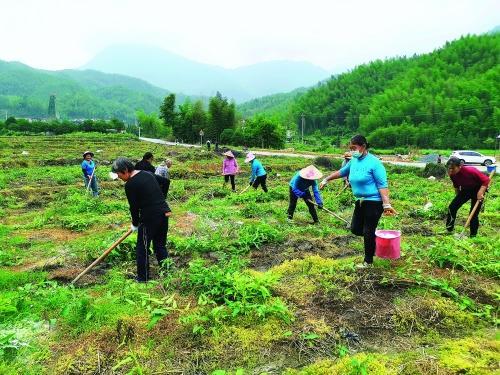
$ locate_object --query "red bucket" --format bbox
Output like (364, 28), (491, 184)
(375, 230), (401, 259)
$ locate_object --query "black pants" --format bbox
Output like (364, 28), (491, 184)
(351, 200), (383, 264)
(252, 174), (268, 192)
(224, 175), (236, 190)
(446, 188), (482, 236)
(136, 215), (169, 281)
(287, 187), (318, 222)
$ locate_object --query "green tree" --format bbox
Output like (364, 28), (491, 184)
(159, 94), (177, 127)
(208, 92), (235, 142)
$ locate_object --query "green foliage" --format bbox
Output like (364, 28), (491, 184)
(180, 258), (292, 334)
(280, 34), (500, 149)
(159, 93), (177, 127)
(136, 110), (171, 138)
(0, 60), (170, 122)
(224, 114), (284, 148)
(313, 156), (342, 170)
(422, 163), (448, 178)
(208, 92), (236, 141)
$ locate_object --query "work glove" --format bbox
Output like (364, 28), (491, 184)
(131, 224), (139, 232)
(319, 179), (328, 189)
(249, 181), (253, 186)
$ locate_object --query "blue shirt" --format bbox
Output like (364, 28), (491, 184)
(81, 160), (95, 177)
(250, 159), (266, 181)
(289, 172), (323, 205)
(339, 153), (387, 201)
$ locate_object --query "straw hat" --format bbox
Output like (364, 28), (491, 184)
(82, 151), (94, 158)
(299, 165), (323, 180)
(223, 150), (235, 158)
(245, 152), (256, 163)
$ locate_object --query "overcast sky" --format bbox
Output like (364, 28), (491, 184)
(1, 0), (498, 72)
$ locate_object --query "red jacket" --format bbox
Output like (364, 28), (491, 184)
(450, 166), (490, 189)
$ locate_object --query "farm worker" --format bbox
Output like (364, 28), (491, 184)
(112, 157), (171, 282)
(320, 135), (397, 269)
(288, 165), (323, 224)
(445, 157), (490, 237)
(341, 152), (352, 187)
(81, 151), (99, 197)
(245, 152), (268, 192)
(222, 150), (239, 192)
(206, 140), (211, 151)
(135, 152), (156, 174)
(155, 159), (172, 196)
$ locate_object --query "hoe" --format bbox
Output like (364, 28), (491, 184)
(72, 228), (133, 284)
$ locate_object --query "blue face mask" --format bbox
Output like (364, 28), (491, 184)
(351, 150), (362, 158)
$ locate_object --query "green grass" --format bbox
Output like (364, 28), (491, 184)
(0, 134), (498, 374)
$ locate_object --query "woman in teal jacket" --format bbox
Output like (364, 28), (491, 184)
(288, 165), (323, 224)
(245, 152), (268, 192)
(320, 135), (396, 269)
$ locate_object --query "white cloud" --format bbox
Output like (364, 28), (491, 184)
(0, 0), (498, 71)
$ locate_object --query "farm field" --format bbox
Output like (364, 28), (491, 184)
(0, 133), (498, 374)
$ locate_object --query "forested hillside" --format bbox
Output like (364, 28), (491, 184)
(238, 88), (307, 120)
(241, 33), (499, 149)
(0, 61), (192, 122)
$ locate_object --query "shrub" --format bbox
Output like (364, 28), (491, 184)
(422, 163), (447, 179)
(313, 156), (341, 170)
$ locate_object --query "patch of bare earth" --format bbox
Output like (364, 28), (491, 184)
(249, 236), (359, 272)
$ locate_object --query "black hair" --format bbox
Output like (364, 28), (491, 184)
(112, 157), (135, 173)
(143, 152), (154, 160)
(446, 156), (462, 168)
(350, 134), (370, 149)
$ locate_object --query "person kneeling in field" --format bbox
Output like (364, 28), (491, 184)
(445, 157), (490, 237)
(288, 165), (323, 224)
(320, 135), (396, 269)
(245, 152), (268, 192)
(112, 157), (172, 282)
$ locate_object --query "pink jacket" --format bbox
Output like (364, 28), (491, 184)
(222, 158), (239, 175)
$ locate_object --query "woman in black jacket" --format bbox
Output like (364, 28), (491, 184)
(112, 157), (171, 282)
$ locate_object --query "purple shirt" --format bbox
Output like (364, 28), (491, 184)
(222, 158), (239, 175)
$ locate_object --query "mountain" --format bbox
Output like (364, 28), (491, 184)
(281, 33), (499, 149)
(0, 60), (195, 121)
(81, 45), (329, 102)
(237, 87), (308, 120)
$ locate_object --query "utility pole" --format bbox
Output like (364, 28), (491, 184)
(301, 113), (305, 144)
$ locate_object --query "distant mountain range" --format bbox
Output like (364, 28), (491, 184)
(0, 60), (198, 121)
(82, 45), (329, 102)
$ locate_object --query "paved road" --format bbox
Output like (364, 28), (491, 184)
(139, 137), (490, 172)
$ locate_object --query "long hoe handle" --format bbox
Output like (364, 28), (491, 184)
(86, 167), (96, 192)
(72, 228), (133, 284)
(240, 184), (251, 194)
(460, 171), (495, 235)
(308, 199), (350, 224)
(462, 200), (481, 231)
